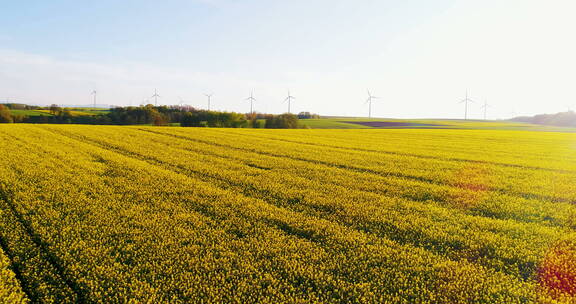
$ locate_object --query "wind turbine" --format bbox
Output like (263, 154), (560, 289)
(245, 91), (256, 114)
(151, 89), (160, 106)
(284, 90), (295, 113)
(366, 90), (379, 118)
(91, 90), (97, 108)
(480, 98), (491, 120)
(459, 90), (475, 120)
(205, 93), (213, 110)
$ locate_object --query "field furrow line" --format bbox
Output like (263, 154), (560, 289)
(209, 129), (576, 173)
(14, 127), (541, 301)
(0, 185), (79, 303)
(38, 127), (566, 281)
(142, 128), (575, 205)
(0, 226), (30, 303)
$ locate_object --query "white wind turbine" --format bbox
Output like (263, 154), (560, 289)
(91, 90), (97, 108)
(284, 90), (295, 113)
(205, 93), (213, 110)
(245, 91), (256, 114)
(459, 90), (475, 120)
(480, 98), (491, 120)
(366, 90), (379, 118)
(151, 89), (160, 106)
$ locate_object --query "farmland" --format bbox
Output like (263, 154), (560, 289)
(8, 108), (110, 118)
(299, 117), (576, 131)
(0, 124), (575, 303)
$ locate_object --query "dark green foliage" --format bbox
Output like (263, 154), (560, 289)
(3, 103), (299, 129)
(2, 103), (41, 110)
(297, 112), (320, 119)
(181, 110), (247, 128)
(49, 104), (62, 116)
(265, 114), (299, 129)
(107, 105), (170, 125)
(0, 105), (13, 123)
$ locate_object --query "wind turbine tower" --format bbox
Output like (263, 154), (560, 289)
(285, 90), (295, 113)
(152, 89), (160, 106)
(366, 90), (379, 118)
(459, 90), (475, 120)
(481, 98), (490, 120)
(91, 90), (97, 108)
(205, 93), (213, 110)
(245, 91), (256, 114)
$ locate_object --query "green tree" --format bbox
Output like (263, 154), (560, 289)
(265, 114), (299, 129)
(49, 104), (62, 116)
(0, 105), (13, 123)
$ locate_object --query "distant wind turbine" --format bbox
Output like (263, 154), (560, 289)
(245, 91), (256, 114)
(284, 90), (295, 113)
(151, 89), (160, 106)
(365, 90), (379, 118)
(205, 93), (213, 110)
(480, 98), (491, 120)
(91, 90), (97, 108)
(459, 90), (475, 120)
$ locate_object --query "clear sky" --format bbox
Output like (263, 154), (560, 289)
(1, 0), (575, 119)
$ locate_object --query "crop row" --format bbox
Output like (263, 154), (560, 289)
(0, 244), (28, 303)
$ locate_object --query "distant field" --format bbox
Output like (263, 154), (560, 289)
(300, 117), (576, 131)
(8, 109), (53, 116)
(64, 108), (110, 115)
(299, 118), (369, 129)
(0, 124), (575, 303)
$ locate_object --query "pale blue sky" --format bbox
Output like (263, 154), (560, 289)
(1, 0), (575, 118)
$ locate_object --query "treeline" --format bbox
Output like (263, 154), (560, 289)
(0, 104), (305, 128)
(180, 112), (299, 128)
(297, 112), (320, 119)
(510, 111), (576, 127)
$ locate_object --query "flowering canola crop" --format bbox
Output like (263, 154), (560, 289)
(0, 124), (575, 303)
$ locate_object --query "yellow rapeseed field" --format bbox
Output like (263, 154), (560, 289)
(0, 124), (575, 303)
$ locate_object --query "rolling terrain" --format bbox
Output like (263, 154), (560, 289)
(0, 124), (575, 303)
(299, 117), (576, 131)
